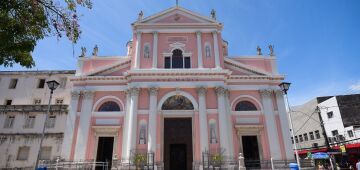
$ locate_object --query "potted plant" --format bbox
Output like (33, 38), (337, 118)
(211, 153), (223, 168)
(133, 153), (146, 170)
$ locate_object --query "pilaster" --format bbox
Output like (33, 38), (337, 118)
(152, 32), (158, 68)
(196, 31), (203, 68)
(148, 87), (158, 155)
(74, 90), (94, 160)
(212, 31), (220, 69)
(61, 90), (80, 159)
(134, 31), (142, 69)
(215, 86), (231, 156)
(259, 89), (282, 159)
(197, 87), (208, 154)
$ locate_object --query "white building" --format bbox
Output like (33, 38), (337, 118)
(0, 70), (74, 169)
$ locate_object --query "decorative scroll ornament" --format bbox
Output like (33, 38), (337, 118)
(215, 86), (226, 96)
(259, 89), (273, 97)
(71, 90), (80, 98)
(197, 87), (207, 96)
(82, 90), (94, 99)
(149, 87), (159, 96)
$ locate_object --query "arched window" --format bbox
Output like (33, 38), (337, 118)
(98, 101), (121, 112)
(161, 95), (194, 110)
(164, 49), (191, 69)
(235, 101), (258, 111)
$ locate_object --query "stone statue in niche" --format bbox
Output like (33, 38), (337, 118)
(269, 45), (274, 56)
(92, 45), (98, 56)
(139, 126), (146, 144)
(205, 45), (211, 57)
(257, 46), (262, 55)
(80, 47), (86, 57)
(144, 45), (150, 58)
(210, 123), (217, 143)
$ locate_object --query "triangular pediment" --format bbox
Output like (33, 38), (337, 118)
(224, 57), (272, 76)
(84, 59), (131, 76)
(136, 6), (218, 24)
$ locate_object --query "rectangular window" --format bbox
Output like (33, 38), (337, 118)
(309, 132), (314, 140)
(17, 146), (30, 160)
(55, 98), (63, 104)
(4, 115), (15, 128)
(5, 99), (12, 105)
(46, 116), (56, 128)
(304, 133), (309, 141)
(33, 99), (41, 105)
(327, 111), (334, 119)
(299, 135), (303, 142)
(9, 79), (18, 89)
(328, 137), (333, 143)
(184, 57), (191, 68)
(348, 130), (354, 137)
(315, 130), (321, 139)
(332, 130), (339, 136)
(295, 136), (299, 143)
(39, 147), (52, 160)
(24, 116), (36, 128)
(164, 57), (171, 69)
(37, 79), (46, 88)
(59, 77), (67, 88)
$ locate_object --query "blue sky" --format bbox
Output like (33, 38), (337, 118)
(1, 0), (360, 105)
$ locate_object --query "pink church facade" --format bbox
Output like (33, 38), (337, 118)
(61, 6), (294, 169)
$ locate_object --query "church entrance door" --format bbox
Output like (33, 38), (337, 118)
(96, 137), (114, 170)
(164, 118), (193, 170)
(242, 135), (260, 168)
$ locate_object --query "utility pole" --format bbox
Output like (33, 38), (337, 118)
(316, 106), (331, 150)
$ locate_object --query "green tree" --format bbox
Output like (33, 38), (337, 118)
(0, 0), (92, 68)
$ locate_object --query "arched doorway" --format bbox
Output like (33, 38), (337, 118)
(161, 95), (194, 170)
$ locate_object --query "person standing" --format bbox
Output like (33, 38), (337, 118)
(356, 159), (360, 170)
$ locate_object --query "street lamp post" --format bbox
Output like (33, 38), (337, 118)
(279, 82), (301, 170)
(35, 80), (60, 169)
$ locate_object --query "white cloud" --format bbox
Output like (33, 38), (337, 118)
(349, 81), (360, 91)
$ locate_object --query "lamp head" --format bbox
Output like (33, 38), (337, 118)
(46, 80), (60, 91)
(279, 82), (291, 94)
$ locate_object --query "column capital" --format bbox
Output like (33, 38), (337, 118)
(149, 87), (159, 96)
(215, 86), (226, 96)
(212, 30), (218, 35)
(197, 87), (207, 96)
(129, 87), (140, 96)
(82, 90), (94, 99)
(274, 89), (284, 96)
(153, 31), (158, 35)
(259, 89), (273, 97)
(71, 90), (81, 98)
(136, 31), (142, 36)
(196, 31), (202, 36)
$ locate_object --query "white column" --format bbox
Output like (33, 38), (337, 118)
(121, 90), (131, 160)
(197, 87), (208, 153)
(224, 90), (234, 158)
(196, 31), (203, 68)
(74, 90), (94, 160)
(134, 31), (142, 69)
(275, 90), (295, 160)
(122, 88), (139, 161)
(61, 90), (80, 159)
(212, 31), (221, 69)
(148, 87), (158, 153)
(260, 89), (282, 159)
(215, 87), (231, 156)
(152, 32), (158, 69)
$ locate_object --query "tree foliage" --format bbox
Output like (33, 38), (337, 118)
(0, 0), (92, 68)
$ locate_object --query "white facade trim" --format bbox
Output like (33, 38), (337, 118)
(92, 95), (125, 112)
(230, 95), (264, 111)
(157, 90), (199, 111)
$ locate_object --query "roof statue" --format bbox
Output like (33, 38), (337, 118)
(269, 45), (274, 56)
(257, 46), (262, 55)
(92, 45), (98, 56)
(211, 9), (216, 20)
(138, 11), (143, 21)
(80, 47), (86, 57)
